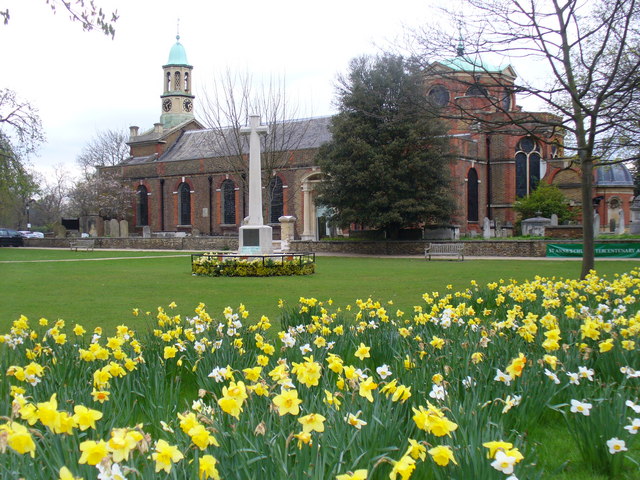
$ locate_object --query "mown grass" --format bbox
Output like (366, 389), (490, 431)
(1, 248), (638, 478)
(0, 248), (637, 332)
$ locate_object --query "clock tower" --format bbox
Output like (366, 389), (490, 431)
(160, 34), (195, 129)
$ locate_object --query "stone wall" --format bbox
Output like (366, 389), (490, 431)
(290, 239), (640, 257)
(24, 236), (238, 251)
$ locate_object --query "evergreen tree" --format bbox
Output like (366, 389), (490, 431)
(316, 55), (453, 239)
(513, 182), (576, 224)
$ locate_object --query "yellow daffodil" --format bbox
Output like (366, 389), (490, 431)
(199, 454), (221, 480)
(152, 439), (184, 473)
(354, 343), (370, 361)
(273, 388), (302, 416)
(298, 413), (326, 433)
(78, 439), (109, 466)
(336, 469), (368, 480)
(428, 445), (457, 466)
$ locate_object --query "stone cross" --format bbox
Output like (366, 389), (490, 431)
(240, 115), (269, 226)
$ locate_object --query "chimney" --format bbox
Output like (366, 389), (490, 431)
(129, 126), (139, 138)
(154, 123), (164, 134)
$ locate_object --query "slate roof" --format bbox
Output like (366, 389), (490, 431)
(125, 116), (332, 165)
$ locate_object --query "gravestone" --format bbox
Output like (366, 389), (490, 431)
(550, 214), (558, 226)
(279, 216), (296, 251)
(119, 220), (129, 238)
(238, 115), (273, 255)
(616, 208), (625, 235)
(109, 219), (120, 237)
(142, 226), (151, 238)
(89, 223), (97, 238)
(103, 221), (110, 237)
(482, 217), (492, 239)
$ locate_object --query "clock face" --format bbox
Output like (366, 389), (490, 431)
(183, 99), (193, 112)
(162, 99), (172, 112)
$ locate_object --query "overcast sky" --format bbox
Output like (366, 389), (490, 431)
(1, 0), (454, 180)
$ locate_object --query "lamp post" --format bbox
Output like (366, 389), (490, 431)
(26, 199), (34, 230)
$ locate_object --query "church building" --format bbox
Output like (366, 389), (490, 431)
(110, 35), (634, 240)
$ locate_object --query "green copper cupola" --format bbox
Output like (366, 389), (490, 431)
(167, 34), (189, 66)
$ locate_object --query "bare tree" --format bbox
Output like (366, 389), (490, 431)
(35, 165), (73, 227)
(198, 70), (313, 221)
(70, 129), (132, 220)
(2, 0), (119, 38)
(68, 169), (131, 220)
(76, 128), (130, 176)
(0, 88), (45, 158)
(409, 0), (640, 277)
(0, 89), (43, 226)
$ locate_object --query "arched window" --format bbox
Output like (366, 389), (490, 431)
(166, 72), (171, 92)
(184, 72), (190, 92)
(268, 176), (284, 223)
(466, 83), (488, 96)
(174, 71), (181, 91)
(467, 168), (479, 222)
(222, 179), (236, 224)
(501, 89), (511, 111)
(515, 137), (541, 197)
(136, 185), (149, 226)
(178, 182), (191, 225)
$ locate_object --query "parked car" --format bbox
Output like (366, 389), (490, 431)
(18, 230), (44, 239)
(0, 228), (24, 247)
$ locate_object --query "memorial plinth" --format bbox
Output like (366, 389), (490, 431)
(238, 114), (273, 255)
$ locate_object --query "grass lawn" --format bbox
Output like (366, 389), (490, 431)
(0, 248), (638, 479)
(0, 248), (637, 332)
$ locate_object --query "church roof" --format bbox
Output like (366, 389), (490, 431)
(594, 163), (634, 187)
(125, 116), (332, 165)
(431, 55), (517, 79)
(166, 35), (189, 66)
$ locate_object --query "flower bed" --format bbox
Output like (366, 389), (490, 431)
(0, 270), (638, 479)
(191, 252), (316, 277)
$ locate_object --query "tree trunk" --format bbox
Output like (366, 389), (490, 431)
(580, 159), (595, 278)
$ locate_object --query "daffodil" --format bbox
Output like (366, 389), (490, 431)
(73, 405), (103, 431)
(152, 439), (184, 473)
(428, 445), (457, 466)
(336, 469), (368, 480)
(606, 437), (627, 454)
(570, 399), (593, 416)
(199, 454), (221, 480)
(298, 413), (326, 433)
(78, 439), (109, 466)
(345, 411), (367, 429)
(273, 388), (302, 416)
(354, 342), (370, 361)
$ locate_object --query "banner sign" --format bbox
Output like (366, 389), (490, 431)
(546, 243), (640, 258)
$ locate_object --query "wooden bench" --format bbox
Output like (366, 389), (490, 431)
(69, 239), (95, 251)
(425, 243), (464, 261)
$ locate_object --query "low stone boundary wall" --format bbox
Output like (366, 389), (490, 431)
(24, 236), (238, 251)
(22, 237), (640, 257)
(290, 239), (640, 257)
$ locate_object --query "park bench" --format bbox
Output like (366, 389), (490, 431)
(69, 239), (95, 252)
(424, 243), (464, 261)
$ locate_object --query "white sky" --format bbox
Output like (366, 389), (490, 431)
(2, 0), (448, 180)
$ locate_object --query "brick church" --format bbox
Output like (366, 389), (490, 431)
(111, 35), (634, 240)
